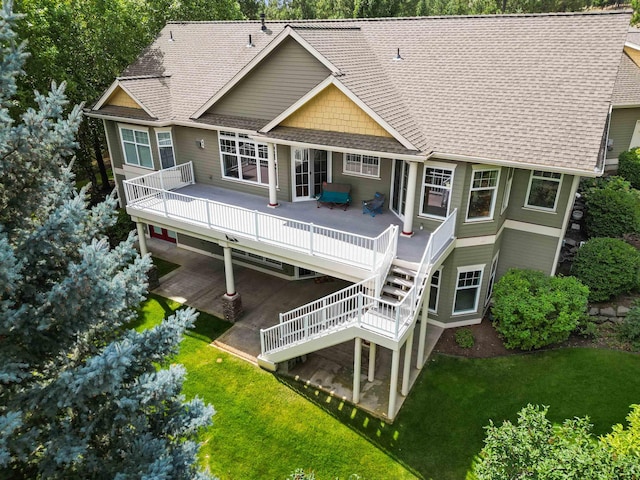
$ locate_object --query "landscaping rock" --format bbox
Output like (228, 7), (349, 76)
(600, 306), (617, 318)
(589, 307), (600, 317)
(618, 305), (630, 317)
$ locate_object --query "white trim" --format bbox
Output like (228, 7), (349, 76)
(501, 167), (514, 215)
(428, 317), (482, 329)
(485, 251), (500, 307)
(551, 174), (581, 276)
(524, 170), (563, 212)
(419, 164), (454, 220)
(342, 152), (381, 178)
(155, 127), (176, 169)
(93, 81), (156, 119)
(118, 124), (154, 170)
(192, 27), (341, 119)
(260, 76), (417, 151)
(455, 234), (497, 248)
(503, 219), (562, 237)
(452, 264), (485, 316)
(218, 130), (274, 187)
(425, 159), (458, 170)
(93, 80), (120, 110)
(465, 165), (501, 222)
(427, 268), (442, 314)
(625, 41), (640, 52)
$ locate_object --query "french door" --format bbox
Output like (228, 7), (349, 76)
(291, 147), (329, 201)
(391, 159), (409, 219)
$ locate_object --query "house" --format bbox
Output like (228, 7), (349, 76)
(87, 11), (631, 419)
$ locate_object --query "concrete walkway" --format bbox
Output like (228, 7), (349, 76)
(148, 237), (443, 421)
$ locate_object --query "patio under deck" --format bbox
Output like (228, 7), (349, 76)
(144, 183), (431, 264)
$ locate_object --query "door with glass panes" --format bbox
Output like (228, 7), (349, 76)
(291, 147), (329, 201)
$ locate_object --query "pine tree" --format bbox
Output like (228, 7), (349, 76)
(0, 1), (215, 478)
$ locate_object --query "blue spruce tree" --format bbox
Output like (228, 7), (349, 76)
(0, 1), (215, 478)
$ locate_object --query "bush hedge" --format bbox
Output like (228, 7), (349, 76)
(619, 301), (640, 351)
(618, 148), (640, 189)
(582, 176), (640, 239)
(571, 237), (640, 303)
(491, 269), (589, 350)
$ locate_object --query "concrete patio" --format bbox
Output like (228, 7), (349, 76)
(148, 237), (443, 421)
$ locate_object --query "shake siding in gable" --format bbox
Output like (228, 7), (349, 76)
(608, 107), (640, 161)
(209, 37), (330, 120)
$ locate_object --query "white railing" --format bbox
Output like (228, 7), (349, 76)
(373, 225), (399, 295)
(260, 209), (457, 356)
(123, 162), (397, 272)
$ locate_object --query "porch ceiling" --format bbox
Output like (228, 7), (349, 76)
(176, 183), (430, 263)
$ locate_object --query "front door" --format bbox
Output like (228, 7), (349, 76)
(391, 159), (409, 219)
(291, 148), (329, 201)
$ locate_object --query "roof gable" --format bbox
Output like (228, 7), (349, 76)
(106, 86), (143, 110)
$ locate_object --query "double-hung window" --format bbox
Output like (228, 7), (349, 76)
(453, 266), (484, 314)
(467, 167), (500, 221)
(343, 153), (380, 178)
(526, 170), (562, 211)
(421, 166), (454, 219)
(219, 131), (272, 185)
(120, 126), (153, 168)
(156, 130), (175, 169)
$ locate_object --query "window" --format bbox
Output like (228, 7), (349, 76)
(526, 170), (562, 211)
(219, 131), (273, 185)
(120, 126), (153, 168)
(421, 167), (453, 218)
(466, 168), (500, 221)
(343, 153), (380, 178)
(453, 266), (484, 314)
(428, 269), (442, 313)
(501, 168), (514, 214)
(232, 249), (283, 269)
(156, 130), (175, 169)
(485, 253), (499, 306)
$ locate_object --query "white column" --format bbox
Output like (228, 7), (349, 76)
(353, 338), (362, 404)
(417, 296), (429, 368)
(401, 161), (419, 237)
(221, 244), (236, 296)
(388, 349), (400, 419)
(136, 222), (148, 256)
(267, 142), (278, 208)
(368, 342), (377, 382)
(402, 329), (414, 396)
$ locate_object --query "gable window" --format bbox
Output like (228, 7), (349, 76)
(501, 167), (514, 214)
(156, 130), (175, 169)
(526, 170), (562, 211)
(421, 166), (454, 219)
(466, 167), (500, 221)
(453, 265), (484, 315)
(343, 153), (380, 178)
(428, 269), (442, 313)
(219, 131), (273, 186)
(120, 126), (153, 168)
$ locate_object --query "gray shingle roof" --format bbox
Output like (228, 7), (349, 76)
(613, 53), (640, 106)
(93, 12), (631, 173)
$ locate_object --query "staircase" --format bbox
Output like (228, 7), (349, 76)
(257, 209), (457, 371)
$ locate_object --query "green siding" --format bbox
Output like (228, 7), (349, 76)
(497, 228), (558, 276)
(210, 38), (329, 120)
(105, 120), (124, 169)
(330, 152), (393, 205)
(608, 107), (640, 162)
(455, 163), (503, 238)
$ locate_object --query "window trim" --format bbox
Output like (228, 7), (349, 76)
(428, 268), (442, 314)
(465, 166), (501, 222)
(155, 128), (175, 169)
(524, 170), (563, 212)
(218, 130), (274, 187)
(485, 252), (500, 307)
(118, 124), (153, 169)
(342, 152), (380, 178)
(501, 167), (514, 215)
(419, 165), (455, 220)
(452, 264), (485, 316)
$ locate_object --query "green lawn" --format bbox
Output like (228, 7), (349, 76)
(136, 295), (640, 479)
(152, 256), (181, 278)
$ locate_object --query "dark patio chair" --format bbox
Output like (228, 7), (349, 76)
(362, 192), (385, 217)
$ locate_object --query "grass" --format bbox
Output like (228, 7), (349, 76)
(135, 295), (640, 479)
(152, 256), (181, 278)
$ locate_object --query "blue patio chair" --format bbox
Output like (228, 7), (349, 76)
(362, 192), (385, 217)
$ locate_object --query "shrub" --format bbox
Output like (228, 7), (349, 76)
(455, 328), (475, 348)
(571, 237), (640, 302)
(618, 148), (640, 189)
(491, 269), (589, 350)
(103, 207), (136, 247)
(619, 301), (640, 351)
(582, 176), (640, 238)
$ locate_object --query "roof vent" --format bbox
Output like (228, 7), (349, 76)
(169, 30), (174, 42)
(247, 34), (254, 48)
(260, 13), (267, 32)
(393, 48), (402, 61)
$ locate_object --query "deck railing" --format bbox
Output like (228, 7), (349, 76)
(260, 210), (457, 355)
(123, 162), (397, 272)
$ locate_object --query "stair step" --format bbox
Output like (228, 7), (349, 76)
(390, 265), (417, 279)
(382, 285), (408, 299)
(386, 275), (414, 289)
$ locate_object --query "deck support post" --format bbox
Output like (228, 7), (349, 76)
(267, 143), (278, 208)
(417, 299), (429, 368)
(221, 244), (236, 296)
(402, 329), (414, 396)
(136, 222), (148, 256)
(367, 342), (376, 382)
(220, 242), (243, 322)
(388, 348), (400, 419)
(353, 338), (362, 404)
(401, 161), (419, 237)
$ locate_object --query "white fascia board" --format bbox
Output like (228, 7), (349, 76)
(93, 80), (120, 110)
(92, 80), (156, 119)
(191, 26), (341, 120)
(84, 110), (169, 127)
(433, 151), (601, 177)
(625, 41), (640, 52)
(260, 76), (418, 151)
